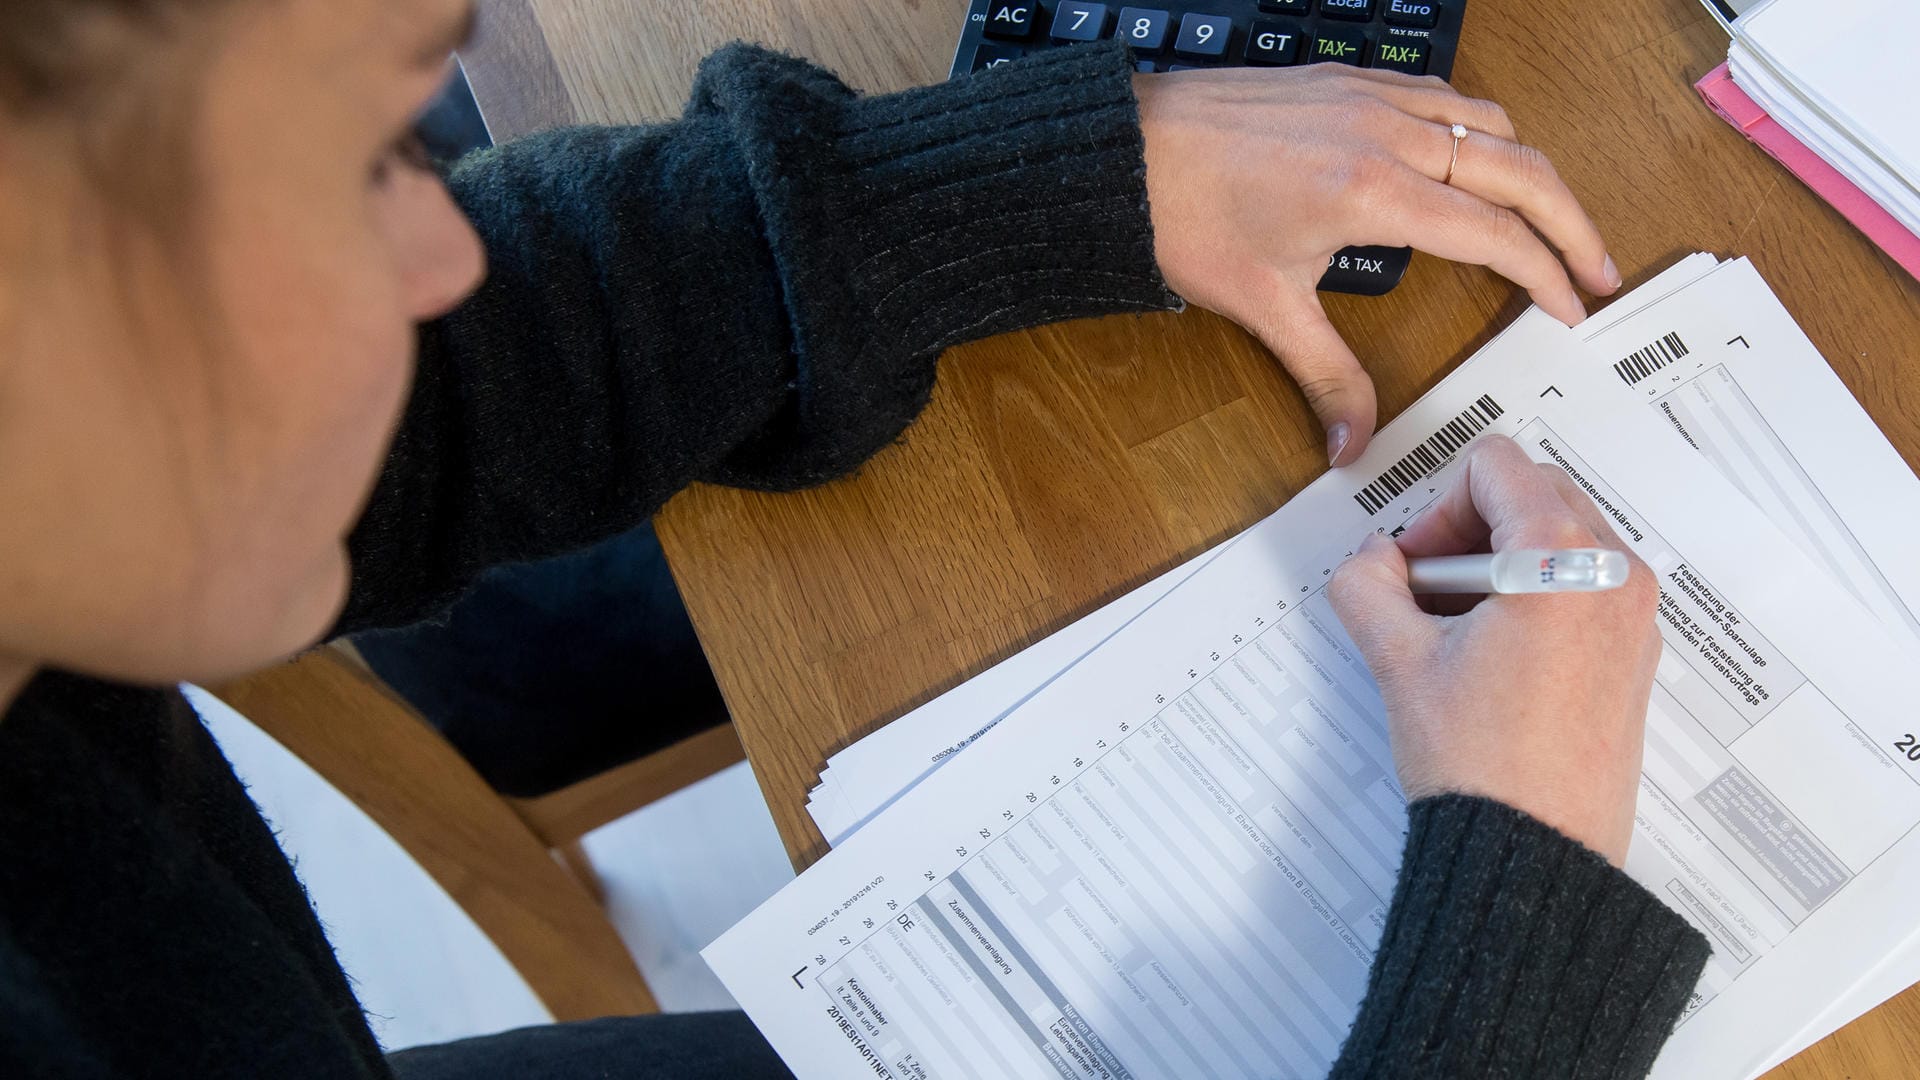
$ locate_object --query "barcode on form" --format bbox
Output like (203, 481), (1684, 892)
(1614, 332), (1689, 386)
(1353, 395), (1505, 515)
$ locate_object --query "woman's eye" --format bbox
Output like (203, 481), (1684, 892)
(372, 126), (439, 186)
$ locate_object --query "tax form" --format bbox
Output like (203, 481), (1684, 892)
(807, 551), (1233, 847)
(1584, 256), (1920, 648)
(710, 304), (1920, 1079)
(1579, 255), (1920, 1070)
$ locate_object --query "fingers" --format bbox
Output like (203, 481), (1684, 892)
(1374, 165), (1588, 326)
(1395, 436), (1597, 557)
(1328, 533), (1434, 662)
(1247, 287), (1380, 466)
(1345, 71), (1519, 142)
(1406, 122), (1618, 297)
(1339, 72), (1619, 301)
(1536, 464), (1621, 542)
(1536, 464), (1660, 608)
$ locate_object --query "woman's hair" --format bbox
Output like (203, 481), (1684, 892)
(3, 0), (226, 346)
(0, 0), (206, 112)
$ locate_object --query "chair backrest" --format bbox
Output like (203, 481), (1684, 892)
(207, 643), (703, 1019)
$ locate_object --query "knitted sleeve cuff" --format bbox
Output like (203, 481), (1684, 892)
(1332, 794), (1712, 1080)
(829, 40), (1183, 346)
(687, 40), (1180, 486)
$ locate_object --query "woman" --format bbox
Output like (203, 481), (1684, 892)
(0, 0), (1706, 1077)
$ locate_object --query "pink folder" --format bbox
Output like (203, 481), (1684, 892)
(1696, 62), (1920, 281)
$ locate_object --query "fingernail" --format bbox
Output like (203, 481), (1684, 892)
(1557, 291), (1588, 328)
(1327, 423), (1351, 465)
(1603, 254), (1623, 291)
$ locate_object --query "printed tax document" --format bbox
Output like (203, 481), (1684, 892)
(1588, 255), (1920, 1069)
(1583, 255), (1920, 649)
(806, 550), (1234, 846)
(709, 306), (1920, 1079)
(1580, 255), (1920, 1071)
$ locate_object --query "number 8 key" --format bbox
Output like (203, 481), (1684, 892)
(1115, 7), (1171, 53)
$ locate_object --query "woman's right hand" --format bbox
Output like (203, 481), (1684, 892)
(1136, 66), (1620, 466)
(1326, 436), (1660, 865)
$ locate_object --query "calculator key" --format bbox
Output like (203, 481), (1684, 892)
(1168, 64), (1205, 70)
(1135, 59), (1159, 72)
(1244, 22), (1304, 65)
(1383, 0), (1441, 28)
(1115, 8), (1172, 53)
(1174, 13), (1234, 59)
(970, 44), (1024, 71)
(1051, 2), (1111, 42)
(1256, 0), (1310, 13)
(1319, 0), (1375, 20)
(1310, 26), (1369, 65)
(982, 0), (1040, 39)
(1369, 36), (1429, 74)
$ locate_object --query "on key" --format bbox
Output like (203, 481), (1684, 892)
(1115, 8), (1172, 53)
(1051, 2), (1111, 42)
(1174, 13), (1234, 59)
(982, 0), (1040, 39)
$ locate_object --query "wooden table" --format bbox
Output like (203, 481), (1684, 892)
(461, 0), (1920, 1073)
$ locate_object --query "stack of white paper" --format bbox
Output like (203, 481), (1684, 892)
(1700, 0), (1768, 33)
(725, 257), (1920, 1079)
(1727, 0), (1920, 236)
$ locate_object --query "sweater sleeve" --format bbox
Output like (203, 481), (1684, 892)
(337, 40), (1178, 633)
(1330, 794), (1711, 1080)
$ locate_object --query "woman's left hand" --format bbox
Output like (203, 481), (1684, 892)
(1136, 65), (1620, 466)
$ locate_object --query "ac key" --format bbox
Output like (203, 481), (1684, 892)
(982, 0), (1040, 39)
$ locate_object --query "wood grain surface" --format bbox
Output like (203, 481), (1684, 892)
(463, 0), (1920, 1073)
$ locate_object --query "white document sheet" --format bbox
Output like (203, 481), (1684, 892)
(808, 549), (1232, 846)
(1582, 257), (1920, 649)
(1580, 258), (1920, 1070)
(1576, 256), (1920, 1071)
(708, 308), (1920, 1080)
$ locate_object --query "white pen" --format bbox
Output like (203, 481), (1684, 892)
(1405, 548), (1630, 595)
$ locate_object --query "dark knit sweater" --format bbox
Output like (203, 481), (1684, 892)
(0, 41), (1706, 1079)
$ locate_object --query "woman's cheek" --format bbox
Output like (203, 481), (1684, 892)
(315, 285), (419, 518)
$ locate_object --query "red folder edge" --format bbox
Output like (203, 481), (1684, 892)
(1696, 62), (1920, 281)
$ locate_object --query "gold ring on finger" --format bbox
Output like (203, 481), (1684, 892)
(1445, 123), (1469, 185)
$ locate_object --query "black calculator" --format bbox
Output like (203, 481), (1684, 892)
(949, 0), (1467, 295)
